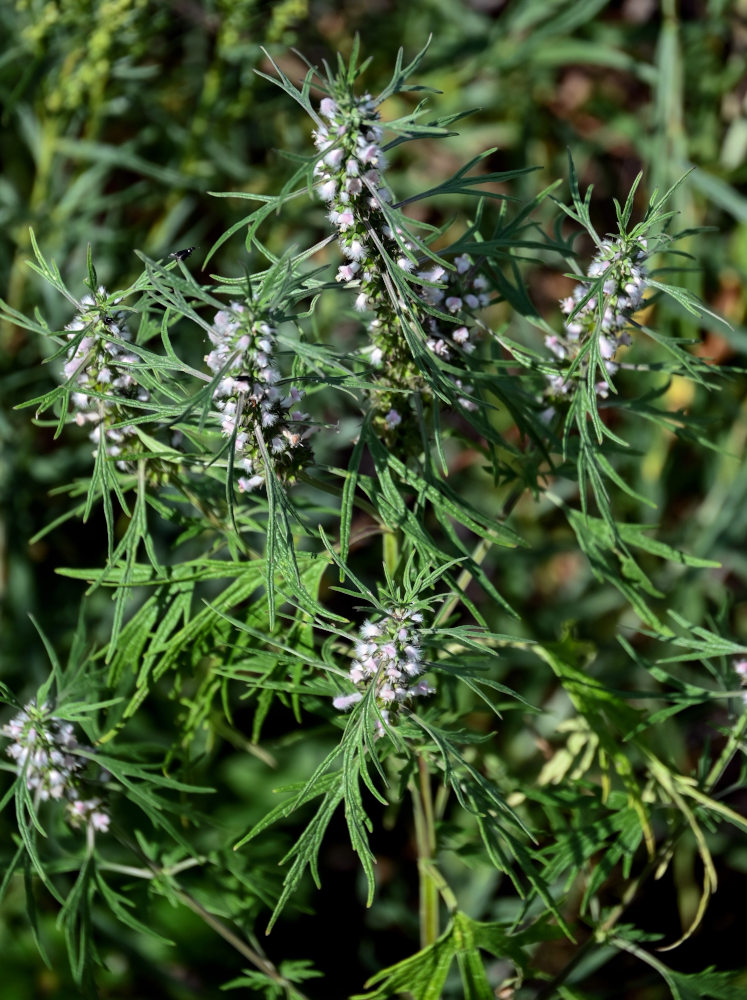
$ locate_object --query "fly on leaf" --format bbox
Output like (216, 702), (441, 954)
(169, 246), (197, 261)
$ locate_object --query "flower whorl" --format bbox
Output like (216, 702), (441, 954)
(333, 607), (435, 731)
(314, 94), (491, 437)
(206, 302), (312, 492)
(64, 287), (149, 469)
(546, 237), (649, 399)
(2, 702), (110, 833)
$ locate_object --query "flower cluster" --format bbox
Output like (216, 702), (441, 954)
(333, 607), (435, 730)
(313, 92), (390, 273)
(64, 288), (149, 469)
(545, 237), (649, 399)
(206, 302), (313, 492)
(315, 94), (416, 368)
(2, 702), (110, 833)
(416, 252), (489, 411)
(313, 94), (491, 438)
(360, 252), (488, 436)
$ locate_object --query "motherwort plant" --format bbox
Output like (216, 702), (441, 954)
(205, 299), (313, 492)
(309, 71), (492, 444)
(2, 701), (109, 834)
(63, 284), (150, 469)
(1, 41), (745, 1000)
(333, 606), (435, 724)
(545, 235), (650, 400)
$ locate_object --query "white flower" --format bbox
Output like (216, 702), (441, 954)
(546, 237), (649, 399)
(317, 179), (337, 201)
(2, 703), (110, 834)
(427, 337), (450, 359)
(337, 209), (355, 230)
(238, 474), (265, 492)
(324, 147), (345, 169)
(90, 810), (111, 832)
(357, 142), (380, 165)
(319, 97), (338, 119)
(344, 239), (366, 260)
(337, 263), (360, 283)
(333, 692), (363, 711)
(333, 607), (433, 728)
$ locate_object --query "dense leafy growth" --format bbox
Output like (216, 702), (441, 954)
(1, 4), (746, 999)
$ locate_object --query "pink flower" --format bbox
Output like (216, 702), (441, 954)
(337, 263), (360, 283)
(319, 97), (337, 119)
(333, 692), (363, 711)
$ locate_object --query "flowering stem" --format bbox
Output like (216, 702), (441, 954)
(2, 119), (59, 349)
(99, 858), (203, 879)
(410, 753), (440, 949)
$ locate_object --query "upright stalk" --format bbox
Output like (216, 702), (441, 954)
(410, 753), (440, 949)
(383, 527), (400, 576)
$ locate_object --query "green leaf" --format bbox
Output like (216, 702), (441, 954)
(353, 911), (538, 1000)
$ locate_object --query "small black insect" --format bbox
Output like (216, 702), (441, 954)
(169, 246), (196, 261)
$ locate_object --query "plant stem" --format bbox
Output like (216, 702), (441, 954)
(383, 527), (399, 575)
(114, 832), (309, 999)
(433, 535), (491, 628)
(178, 888), (310, 999)
(411, 753), (440, 949)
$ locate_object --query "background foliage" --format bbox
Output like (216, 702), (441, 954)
(1, 1), (747, 998)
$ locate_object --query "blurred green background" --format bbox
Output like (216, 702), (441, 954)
(1, 1), (747, 997)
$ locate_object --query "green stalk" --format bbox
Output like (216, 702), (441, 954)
(433, 535), (491, 628)
(410, 754), (440, 949)
(383, 527), (399, 575)
(110, 833), (310, 999)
